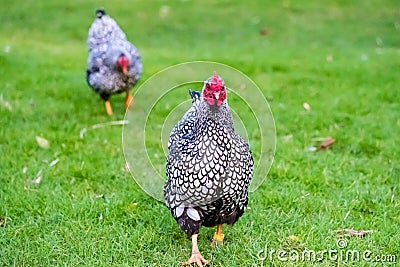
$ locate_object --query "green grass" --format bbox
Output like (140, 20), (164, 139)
(1, 0), (399, 266)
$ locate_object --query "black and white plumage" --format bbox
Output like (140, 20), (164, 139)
(86, 9), (142, 115)
(164, 72), (254, 266)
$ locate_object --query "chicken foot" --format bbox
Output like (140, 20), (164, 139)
(181, 234), (209, 267)
(211, 224), (224, 246)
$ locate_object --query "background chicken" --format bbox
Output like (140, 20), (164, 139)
(86, 9), (142, 115)
(164, 72), (254, 266)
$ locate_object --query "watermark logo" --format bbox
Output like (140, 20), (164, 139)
(122, 61), (276, 201)
(257, 239), (397, 263)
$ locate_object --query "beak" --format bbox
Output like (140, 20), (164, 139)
(213, 92), (220, 100)
(122, 67), (128, 75)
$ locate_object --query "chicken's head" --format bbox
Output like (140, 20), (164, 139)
(116, 54), (129, 75)
(203, 71), (226, 106)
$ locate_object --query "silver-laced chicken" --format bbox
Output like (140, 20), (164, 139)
(164, 72), (254, 266)
(86, 9), (142, 115)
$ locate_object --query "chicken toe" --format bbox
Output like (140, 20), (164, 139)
(181, 252), (209, 267)
(181, 234), (209, 267)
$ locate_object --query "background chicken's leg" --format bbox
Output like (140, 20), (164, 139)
(124, 91), (133, 110)
(105, 101), (113, 115)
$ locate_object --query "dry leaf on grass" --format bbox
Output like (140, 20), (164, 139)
(159, 5), (170, 18)
(300, 193), (310, 199)
(80, 120), (129, 138)
(36, 136), (49, 149)
(282, 134), (293, 142)
(334, 229), (375, 238)
(303, 102), (311, 111)
(33, 170), (43, 184)
(0, 95), (12, 111)
(127, 202), (138, 211)
(308, 146), (317, 152)
(49, 158), (59, 167)
(318, 137), (335, 151)
(259, 27), (269, 36)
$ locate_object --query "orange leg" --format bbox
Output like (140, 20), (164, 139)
(124, 91), (133, 110)
(105, 100), (113, 116)
(181, 234), (209, 267)
(212, 224), (224, 245)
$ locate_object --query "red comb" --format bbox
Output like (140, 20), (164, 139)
(203, 71), (226, 106)
(205, 71), (224, 92)
(211, 71), (224, 86)
(117, 55), (129, 67)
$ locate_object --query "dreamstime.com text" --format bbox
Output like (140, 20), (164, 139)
(257, 239), (397, 263)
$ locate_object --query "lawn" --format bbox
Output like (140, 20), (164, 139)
(1, 0), (399, 266)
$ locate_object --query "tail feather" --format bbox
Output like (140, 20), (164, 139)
(189, 89), (201, 103)
(96, 9), (106, 18)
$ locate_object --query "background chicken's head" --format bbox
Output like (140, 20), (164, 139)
(203, 71), (226, 106)
(116, 54), (129, 75)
